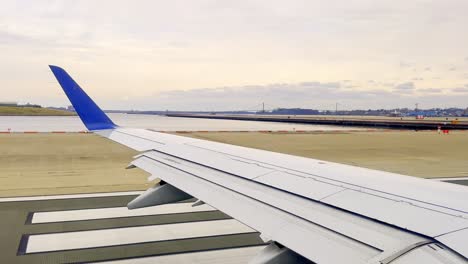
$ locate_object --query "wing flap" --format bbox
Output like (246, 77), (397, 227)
(321, 189), (467, 237)
(130, 155), (383, 264)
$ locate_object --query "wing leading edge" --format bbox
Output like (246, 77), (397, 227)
(50, 66), (468, 264)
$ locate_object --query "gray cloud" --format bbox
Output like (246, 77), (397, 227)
(110, 82), (468, 111)
(394, 82), (415, 90)
(299, 82), (340, 89)
(419, 88), (442, 93)
(0, 30), (33, 44)
(424, 67), (432, 71)
(449, 67), (456, 71)
(148, 81), (349, 110)
(452, 87), (468, 93)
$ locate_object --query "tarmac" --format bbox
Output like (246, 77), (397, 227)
(0, 193), (263, 263)
(1, 131), (467, 263)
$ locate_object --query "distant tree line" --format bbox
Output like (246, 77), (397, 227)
(264, 107), (468, 117)
(0, 102), (41, 108)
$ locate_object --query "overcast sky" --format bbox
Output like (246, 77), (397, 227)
(1, 0), (468, 110)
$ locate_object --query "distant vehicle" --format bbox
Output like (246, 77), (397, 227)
(50, 65), (468, 264)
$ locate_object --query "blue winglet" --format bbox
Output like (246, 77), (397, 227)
(49, 65), (117, 131)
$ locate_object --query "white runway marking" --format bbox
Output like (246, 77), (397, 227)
(93, 246), (266, 264)
(0, 191), (143, 203)
(26, 219), (254, 253)
(32, 203), (216, 223)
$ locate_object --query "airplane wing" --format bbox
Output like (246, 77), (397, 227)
(49, 65), (468, 264)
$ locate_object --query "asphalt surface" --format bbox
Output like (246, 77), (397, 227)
(0, 195), (263, 264)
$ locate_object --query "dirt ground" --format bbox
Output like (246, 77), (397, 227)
(0, 133), (149, 197)
(1, 131), (467, 197)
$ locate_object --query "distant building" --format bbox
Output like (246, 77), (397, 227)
(67, 105), (75, 112)
(388, 110), (402, 117)
(463, 108), (468, 117)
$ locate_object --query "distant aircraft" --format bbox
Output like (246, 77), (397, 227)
(49, 65), (468, 264)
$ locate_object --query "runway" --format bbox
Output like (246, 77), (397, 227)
(2, 192), (264, 263)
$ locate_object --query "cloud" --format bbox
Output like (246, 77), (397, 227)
(399, 61), (411, 68)
(111, 82), (468, 111)
(394, 82), (415, 90)
(452, 87), (468, 93)
(145, 81), (351, 110)
(449, 67), (456, 71)
(424, 67), (432, 71)
(411, 77), (423, 81)
(418, 88), (442, 93)
(0, 30), (33, 45)
(298, 82), (340, 89)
